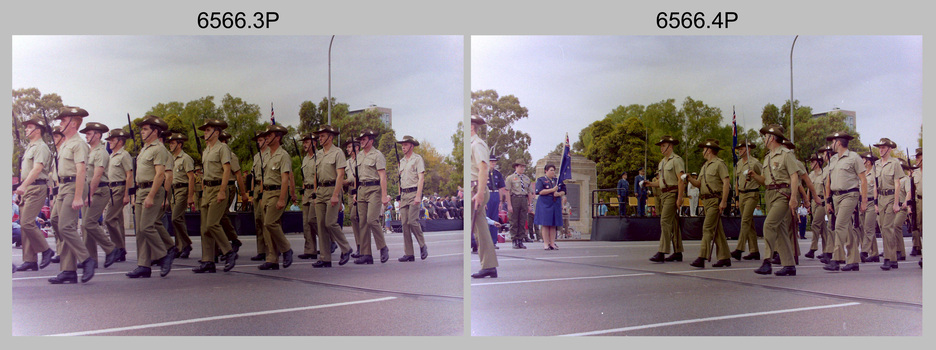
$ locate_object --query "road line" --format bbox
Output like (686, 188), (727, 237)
(471, 273), (653, 286)
(558, 302), (861, 336)
(48, 296), (397, 336)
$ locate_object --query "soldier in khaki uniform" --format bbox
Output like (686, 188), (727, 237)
(257, 124), (294, 270)
(892, 159), (915, 266)
(249, 129), (270, 261)
(79, 122), (121, 268)
(127, 115), (175, 278)
(816, 145), (841, 264)
(312, 125), (353, 268)
(911, 148), (922, 260)
(48, 126), (65, 264)
(219, 131), (247, 254)
(344, 137), (364, 258)
(104, 129), (133, 262)
(805, 153), (831, 260)
(298, 132), (320, 260)
(168, 133), (196, 259)
(748, 124), (801, 276)
(873, 138), (904, 270)
(151, 131), (176, 258)
(822, 131), (868, 272)
(397, 135), (428, 261)
(14, 117), (55, 271)
(470, 115), (498, 278)
(353, 129), (390, 264)
(646, 136), (685, 263)
(505, 160), (534, 250)
(732, 140), (762, 261)
(192, 119), (237, 273)
(686, 139), (731, 268)
(48, 106), (97, 284)
(775, 139), (821, 264)
(859, 152), (881, 262)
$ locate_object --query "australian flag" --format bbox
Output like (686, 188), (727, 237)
(557, 133), (573, 193)
(270, 102), (276, 125)
(732, 106), (738, 165)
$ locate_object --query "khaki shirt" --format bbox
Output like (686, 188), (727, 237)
(136, 139), (170, 182)
(828, 150), (864, 192)
(873, 157), (904, 192)
(108, 149), (133, 182)
(913, 168), (922, 198)
(470, 134), (489, 182)
(172, 152), (195, 185)
(224, 143), (241, 174)
(864, 168), (876, 198)
(301, 154), (316, 186)
(263, 147), (291, 186)
(735, 157), (762, 191)
(315, 146), (346, 183)
(85, 143), (110, 185)
(252, 148), (269, 190)
(58, 133), (89, 178)
(505, 171), (533, 196)
(699, 157), (729, 195)
(657, 153), (685, 188)
(355, 147), (386, 182)
(202, 141), (232, 182)
(21, 139), (51, 181)
(809, 168), (827, 202)
(399, 153), (426, 189)
(898, 176), (910, 204)
(762, 147), (802, 187)
(345, 154), (358, 184)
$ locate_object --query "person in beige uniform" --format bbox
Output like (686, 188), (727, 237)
(168, 133), (196, 259)
(397, 135), (428, 261)
(470, 115), (498, 278)
(911, 148), (922, 261)
(79, 122), (121, 268)
(505, 160), (534, 250)
(48, 126), (65, 265)
(873, 138), (904, 270)
(686, 139), (731, 268)
(646, 135), (686, 263)
(298, 132), (320, 260)
(312, 125), (353, 268)
(14, 117), (55, 271)
(127, 115), (175, 278)
(354, 128), (390, 264)
(192, 119), (237, 273)
(48, 106), (97, 284)
(257, 124), (294, 270)
(775, 139), (821, 264)
(891, 158), (915, 268)
(104, 129), (133, 262)
(822, 131), (868, 272)
(344, 137), (364, 258)
(805, 153), (831, 260)
(731, 140), (762, 261)
(748, 124), (801, 276)
(858, 152), (881, 263)
(219, 131), (246, 254)
(249, 129), (270, 261)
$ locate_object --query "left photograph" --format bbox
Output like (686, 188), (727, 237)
(11, 35), (466, 336)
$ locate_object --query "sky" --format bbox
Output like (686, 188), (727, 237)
(12, 35), (464, 156)
(471, 36), (923, 162)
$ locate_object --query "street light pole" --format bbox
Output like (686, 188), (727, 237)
(328, 35), (335, 126)
(790, 35), (798, 143)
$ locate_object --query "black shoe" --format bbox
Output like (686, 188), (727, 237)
(512, 239), (521, 249)
(380, 246), (389, 263)
(664, 252), (683, 262)
(897, 252), (906, 261)
(50, 255), (60, 264)
(167, 246), (179, 259)
(250, 253), (266, 261)
(15, 262), (39, 271)
(690, 257), (705, 268)
(80, 258), (96, 283)
(770, 252), (781, 265)
(860, 252), (869, 262)
(159, 252), (174, 277)
(471, 248), (478, 254)
(890, 260), (899, 269)
(103, 249), (119, 268)
(865, 255), (880, 262)
(910, 247), (921, 256)
(258, 262), (280, 270)
(742, 252), (761, 261)
(339, 249), (352, 266)
(823, 260), (841, 271)
(351, 249), (361, 259)
(713, 259), (732, 268)
(331, 242), (337, 254)
(48, 271), (78, 284)
(471, 267), (497, 278)
(494, 245), (499, 250)
(232, 239), (243, 251)
(192, 262), (217, 273)
(731, 250), (743, 261)
(841, 263), (860, 271)
(420, 245), (429, 260)
(282, 249), (293, 268)
(649, 252), (665, 263)
(819, 253), (831, 264)
(311, 260), (332, 268)
(223, 251), (238, 272)
(398, 255), (415, 262)
(297, 253), (316, 259)
(126, 266), (152, 278)
(805, 250), (816, 259)
(179, 245), (192, 259)
(40, 248), (54, 269)
(354, 255), (374, 264)
(117, 248), (127, 262)
(754, 260), (772, 275)
(774, 266), (797, 276)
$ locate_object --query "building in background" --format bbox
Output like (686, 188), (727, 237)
(349, 104), (392, 128)
(812, 108), (856, 131)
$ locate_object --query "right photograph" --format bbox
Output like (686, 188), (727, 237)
(467, 35), (922, 336)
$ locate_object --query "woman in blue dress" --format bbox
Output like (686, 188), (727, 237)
(534, 164), (565, 250)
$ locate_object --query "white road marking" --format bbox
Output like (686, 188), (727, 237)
(471, 273), (653, 286)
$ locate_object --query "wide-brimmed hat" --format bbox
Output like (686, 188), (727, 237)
(315, 124), (340, 135)
(470, 115), (486, 125)
(825, 131), (854, 141)
(218, 131), (233, 142)
(265, 124), (288, 135)
(860, 152), (878, 163)
(654, 135), (679, 146)
(697, 138), (722, 151)
(21, 117), (48, 131)
(873, 138), (897, 149)
(818, 145), (834, 154)
(51, 126), (64, 137)
(759, 124), (785, 140)
(781, 138), (796, 150)
(735, 140), (756, 149)
(251, 129), (269, 141)
(915, 148), (922, 157)
(197, 118), (228, 131)
(105, 129), (130, 140)
(299, 133), (317, 142)
(55, 106), (89, 120)
(79, 122), (109, 134)
(159, 130), (173, 140)
(135, 115), (168, 131)
(808, 153), (823, 163)
(357, 128), (378, 140)
(512, 160), (528, 168)
(899, 158), (916, 170)
(167, 132), (188, 142)
(397, 135), (419, 146)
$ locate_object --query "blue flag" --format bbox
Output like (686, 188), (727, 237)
(557, 133), (573, 192)
(732, 106), (738, 165)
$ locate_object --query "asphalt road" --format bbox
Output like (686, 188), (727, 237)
(12, 228), (465, 336)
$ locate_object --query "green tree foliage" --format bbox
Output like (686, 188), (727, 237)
(470, 89), (532, 173)
(12, 88), (64, 177)
(299, 97), (349, 134)
(449, 122), (465, 190)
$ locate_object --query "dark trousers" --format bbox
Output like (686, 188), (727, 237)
(637, 195), (647, 217)
(618, 195), (628, 216)
(486, 191), (500, 245)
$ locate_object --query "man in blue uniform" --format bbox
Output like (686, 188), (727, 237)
(616, 172), (630, 216)
(486, 155), (507, 249)
(634, 168), (648, 217)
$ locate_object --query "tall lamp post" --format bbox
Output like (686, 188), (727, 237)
(790, 35), (798, 143)
(328, 35), (335, 125)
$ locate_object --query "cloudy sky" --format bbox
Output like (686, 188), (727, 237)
(12, 35), (464, 156)
(471, 36), (923, 162)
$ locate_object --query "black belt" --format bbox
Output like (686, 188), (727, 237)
(766, 183), (789, 191)
(173, 183), (189, 189)
(31, 179), (48, 186)
(204, 180), (222, 187)
(107, 181), (126, 187)
(739, 188), (759, 194)
(317, 180), (336, 187)
(263, 185), (281, 191)
(97, 182), (110, 188)
(350, 189), (357, 195)
(304, 184), (315, 190)
(661, 185), (678, 193)
(917, 194), (923, 200)
(138, 181), (154, 189)
(51, 187), (59, 196)
(470, 180), (478, 188)
(59, 176), (76, 183)
(831, 188), (859, 196)
(700, 192), (722, 200)
(878, 189), (895, 196)
(254, 180), (262, 186)
(360, 180), (380, 187)
(511, 194), (528, 198)
(401, 187), (418, 193)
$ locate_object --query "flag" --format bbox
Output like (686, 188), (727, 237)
(732, 106), (738, 165)
(270, 102), (276, 125)
(557, 133), (573, 192)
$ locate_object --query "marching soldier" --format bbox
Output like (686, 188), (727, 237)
(104, 129), (133, 262)
(127, 115), (175, 278)
(48, 126), (65, 264)
(748, 124), (801, 276)
(48, 106), (97, 284)
(822, 131), (868, 272)
(397, 135), (429, 261)
(311, 125), (353, 268)
(776, 139), (821, 263)
(219, 131), (246, 254)
(505, 160), (534, 250)
(911, 148), (922, 259)
(354, 128), (390, 264)
(167, 132), (196, 259)
(873, 138), (904, 271)
(249, 130), (270, 261)
(470, 115), (498, 278)
(344, 137), (363, 258)
(79, 122), (121, 268)
(859, 152), (881, 262)
(817, 145), (841, 264)
(298, 132), (320, 260)
(257, 124), (294, 270)
(14, 117), (55, 272)
(805, 153), (831, 261)
(646, 135), (685, 263)
(193, 165), (203, 213)
(892, 158), (915, 267)
(152, 131), (177, 259)
(192, 118), (237, 273)
(685, 139), (731, 268)
(732, 140), (762, 261)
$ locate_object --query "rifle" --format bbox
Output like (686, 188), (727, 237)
(126, 113), (139, 234)
(191, 122), (203, 156)
(290, 134), (304, 203)
(393, 138), (402, 202)
(908, 148), (918, 233)
(41, 110), (61, 205)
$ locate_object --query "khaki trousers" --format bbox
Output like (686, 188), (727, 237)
(894, 208), (909, 256)
(357, 185), (386, 256)
(699, 197), (730, 260)
(832, 192), (861, 265)
(50, 189), (64, 259)
(302, 201), (318, 255)
(735, 192), (759, 253)
(764, 190), (795, 266)
(253, 189), (267, 256)
(656, 191), (683, 254)
(400, 192), (426, 256)
(349, 201), (362, 251)
(221, 185), (239, 243)
(315, 187), (350, 262)
(509, 196), (529, 241)
(171, 187), (192, 250)
(877, 194), (899, 261)
(200, 185), (232, 262)
(471, 190), (497, 269)
(53, 182), (91, 271)
(104, 186), (127, 250)
(809, 204), (830, 252)
(83, 187), (116, 264)
(861, 206), (880, 257)
(20, 184), (50, 263)
(262, 190), (290, 263)
(134, 186), (168, 267)
(912, 199), (922, 250)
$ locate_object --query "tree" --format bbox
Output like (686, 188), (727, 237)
(449, 122), (465, 190)
(470, 89), (532, 174)
(299, 97), (348, 134)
